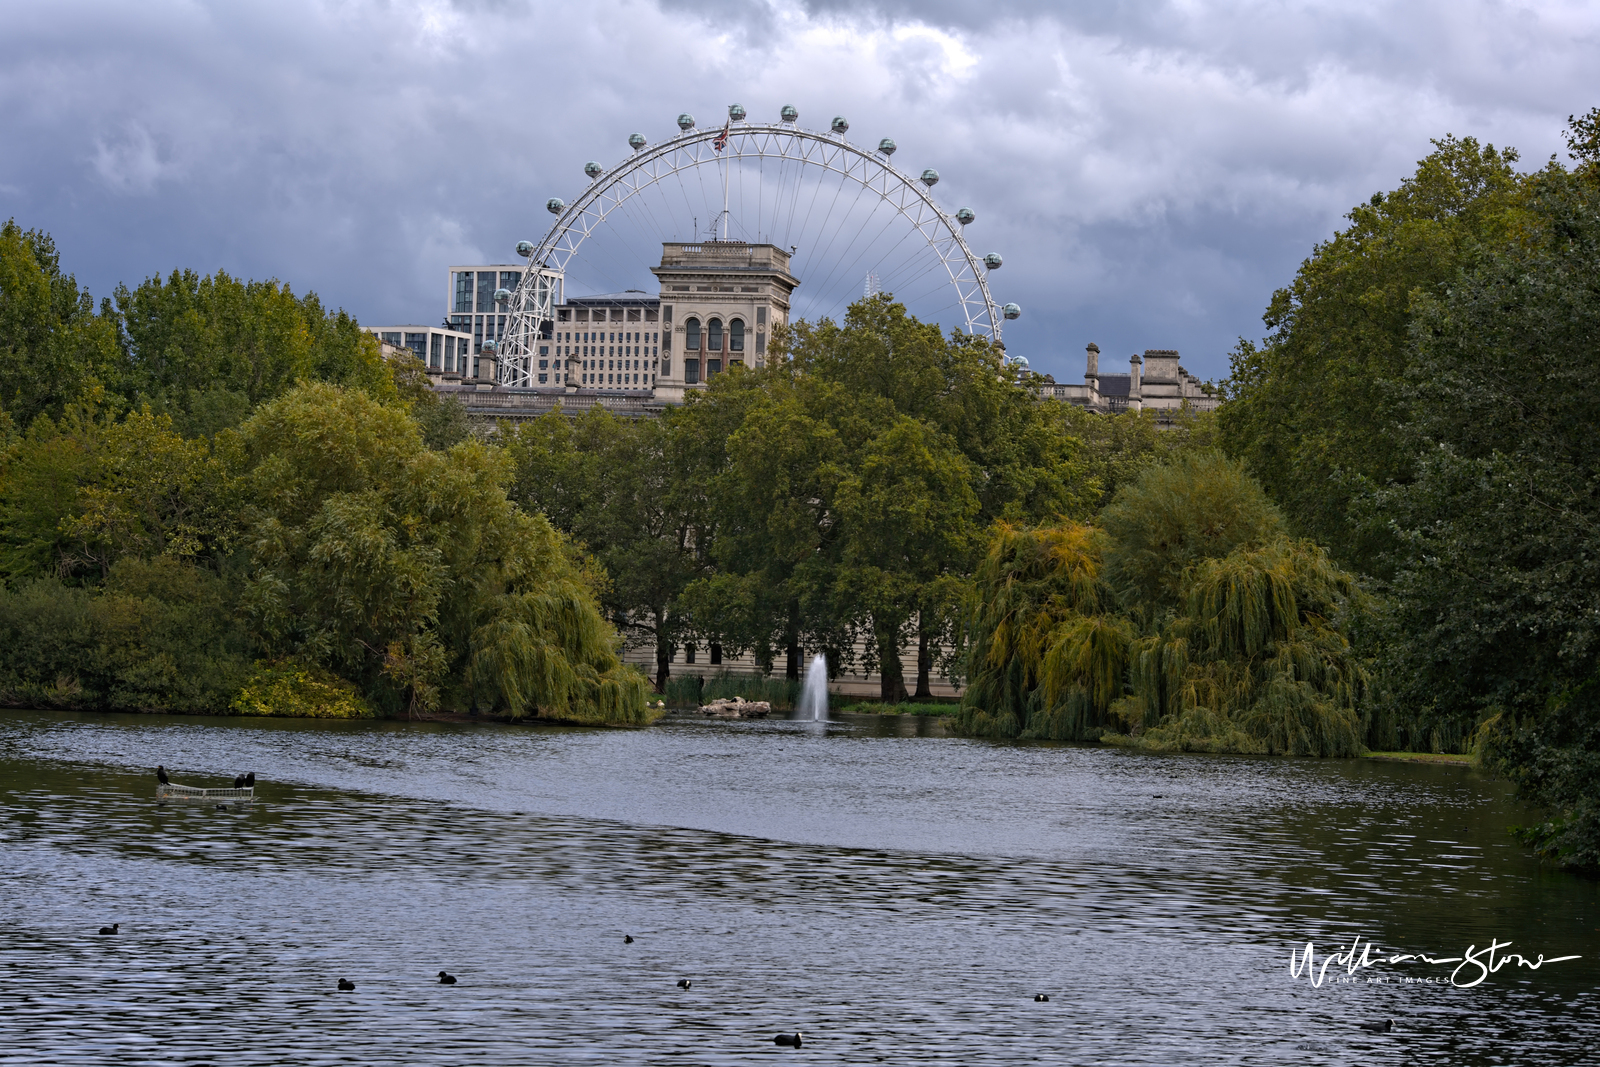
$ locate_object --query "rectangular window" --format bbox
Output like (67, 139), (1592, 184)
(685, 644), (696, 664)
(538, 360), (548, 370)
(538, 373), (548, 384)
(454, 273), (474, 313)
(476, 271), (496, 312)
(500, 271), (520, 292)
(662, 305), (673, 323)
(430, 333), (443, 368)
(756, 306), (767, 324)
(662, 358), (671, 376)
(380, 331), (402, 346)
(707, 359), (722, 377)
(685, 358), (699, 384)
(404, 333), (428, 361)
(710, 643), (722, 665)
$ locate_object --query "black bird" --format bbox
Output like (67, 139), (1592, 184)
(156, 766), (169, 785)
(1034, 993), (1050, 1002)
(234, 775), (246, 788)
(676, 979), (692, 989)
(337, 978), (355, 991)
(774, 1033), (803, 1048)
(438, 971), (457, 985)
(98, 923), (119, 935)
(1358, 1019), (1394, 1034)
(245, 772), (255, 787)
(624, 935), (634, 944)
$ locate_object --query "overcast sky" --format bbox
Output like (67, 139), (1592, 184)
(2, 0), (1594, 382)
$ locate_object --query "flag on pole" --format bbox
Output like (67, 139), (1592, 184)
(713, 121), (730, 152)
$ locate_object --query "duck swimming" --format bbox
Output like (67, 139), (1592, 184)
(773, 1033), (803, 1048)
(1034, 993), (1050, 1002)
(338, 979), (355, 991)
(98, 923), (119, 935)
(624, 935), (634, 944)
(1358, 1019), (1394, 1033)
(438, 971), (457, 985)
(676, 979), (692, 990)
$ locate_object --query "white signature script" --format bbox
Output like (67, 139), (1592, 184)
(1290, 935), (1581, 988)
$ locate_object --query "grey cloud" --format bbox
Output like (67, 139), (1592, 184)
(0, 0), (1592, 384)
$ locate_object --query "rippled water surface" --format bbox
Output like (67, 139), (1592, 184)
(2, 709), (1596, 1065)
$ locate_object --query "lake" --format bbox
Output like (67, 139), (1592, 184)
(1, 709), (1595, 1065)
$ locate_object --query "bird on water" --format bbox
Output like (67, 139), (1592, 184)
(98, 923), (119, 935)
(676, 979), (692, 990)
(1034, 993), (1050, 1002)
(1359, 1019), (1394, 1033)
(438, 971), (458, 985)
(337, 979), (355, 991)
(624, 935), (634, 944)
(774, 1033), (803, 1048)
(156, 766), (169, 785)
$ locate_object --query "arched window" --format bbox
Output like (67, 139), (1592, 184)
(729, 319), (744, 351)
(707, 318), (723, 352)
(685, 318), (701, 350)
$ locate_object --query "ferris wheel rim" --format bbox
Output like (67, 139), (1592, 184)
(515, 121), (1002, 346)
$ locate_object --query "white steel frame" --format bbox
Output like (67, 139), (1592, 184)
(499, 121), (1003, 389)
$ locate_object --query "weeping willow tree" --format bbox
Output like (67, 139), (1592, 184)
(951, 521), (1122, 740)
(241, 382), (654, 725)
(953, 453), (1369, 755)
(1112, 539), (1368, 755)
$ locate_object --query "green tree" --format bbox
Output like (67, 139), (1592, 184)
(111, 268), (394, 430)
(0, 220), (120, 425)
(1219, 136), (1529, 572)
(505, 405), (714, 691)
(1365, 140), (1600, 866)
(240, 381), (650, 723)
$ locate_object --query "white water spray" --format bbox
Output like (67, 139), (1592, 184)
(797, 653), (828, 721)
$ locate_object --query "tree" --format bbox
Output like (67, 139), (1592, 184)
(1366, 144), (1600, 866)
(505, 405), (715, 691)
(240, 382), (651, 723)
(0, 219), (119, 426)
(1219, 137), (1529, 573)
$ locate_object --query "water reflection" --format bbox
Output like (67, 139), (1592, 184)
(0, 709), (1595, 1065)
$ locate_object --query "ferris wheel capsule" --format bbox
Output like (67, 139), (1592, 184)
(515, 240), (535, 256)
(728, 103), (746, 121)
(983, 252), (1003, 270)
(956, 207), (975, 225)
(878, 137), (897, 156)
(628, 133), (646, 151)
(481, 339), (498, 354)
(831, 116), (849, 135)
(584, 161), (603, 180)
(677, 113), (695, 131)
(780, 105), (798, 123)
(920, 169), (940, 187)
(546, 198), (565, 215)
(1002, 302), (1022, 320)
(1011, 353), (1030, 369)
(494, 288), (511, 303)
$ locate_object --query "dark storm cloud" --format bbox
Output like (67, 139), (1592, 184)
(0, 0), (1592, 382)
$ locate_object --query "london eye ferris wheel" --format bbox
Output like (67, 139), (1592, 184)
(497, 103), (1020, 389)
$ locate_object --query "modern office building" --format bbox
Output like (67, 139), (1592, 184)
(447, 263), (563, 380)
(365, 324), (480, 378)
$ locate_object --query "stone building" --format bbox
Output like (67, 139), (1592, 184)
(650, 241), (798, 403)
(1032, 343), (1218, 418)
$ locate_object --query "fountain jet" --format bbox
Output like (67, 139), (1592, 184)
(797, 654), (828, 721)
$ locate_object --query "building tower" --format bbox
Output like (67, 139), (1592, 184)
(650, 241), (799, 404)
